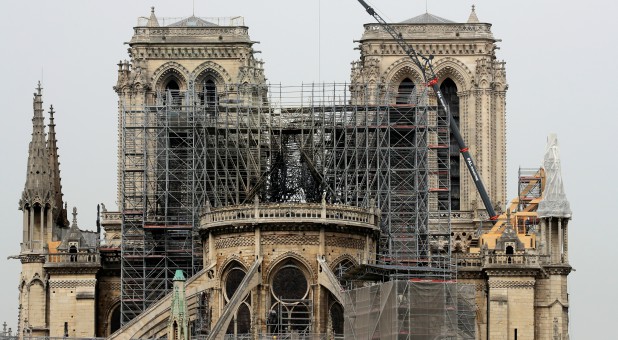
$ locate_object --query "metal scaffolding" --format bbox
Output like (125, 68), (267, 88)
(120, 82), (454, 324)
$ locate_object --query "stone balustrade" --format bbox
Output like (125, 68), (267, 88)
(484, 253), (549, 267)
(455, 253), (551, 269)
(201, 202), (380, 231)
(45, 253), (101, 266)
(101, 211), (122, 222)
(455, 253), (484, 268)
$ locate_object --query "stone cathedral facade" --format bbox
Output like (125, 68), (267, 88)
(13, 7), (571, 340)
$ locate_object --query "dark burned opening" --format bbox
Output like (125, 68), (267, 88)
(439, 77), (460, 211)
(396, 78), (416, 105)
(272, 264), (307, 300)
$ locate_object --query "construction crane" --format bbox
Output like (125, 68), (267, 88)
(357, 0), (499, 221)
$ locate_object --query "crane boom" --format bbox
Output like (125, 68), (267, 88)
(357, 0), (499, 221)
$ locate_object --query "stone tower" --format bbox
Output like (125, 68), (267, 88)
(17, 83), (58, 337)
(467, 134), (572, 340)
(351, 6), (507, 222)
(535, 134), (572, 340)
(114, 6), (266, 205)
(16, 83), (99, 339)
(114, 7), (267, 324)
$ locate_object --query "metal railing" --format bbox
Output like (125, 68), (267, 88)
(137, 16), (245, 27)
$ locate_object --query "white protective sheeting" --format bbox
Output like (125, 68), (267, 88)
(537, 134), (572, 218)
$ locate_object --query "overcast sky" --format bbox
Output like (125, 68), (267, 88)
(0, 0), (615, 338)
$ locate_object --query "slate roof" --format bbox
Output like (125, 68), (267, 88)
(168, 16), (218, 27)
(400, 13), (455, 24)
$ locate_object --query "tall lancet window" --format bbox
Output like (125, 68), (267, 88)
(396, 78), (416, 105)
(166, 79), (182, 106)
(204, 79), (217, 107)
(439, 78), (460, 211)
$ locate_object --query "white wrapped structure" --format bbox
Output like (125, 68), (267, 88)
(537, 134), (572, 218)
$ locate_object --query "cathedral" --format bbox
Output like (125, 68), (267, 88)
(14, 6), (571, 340)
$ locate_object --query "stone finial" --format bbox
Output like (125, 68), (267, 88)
(48, 103), (64, 221)
(467, 4), (480, 23)
(148, 6), (160, 27)
(72, 206), (78, 226)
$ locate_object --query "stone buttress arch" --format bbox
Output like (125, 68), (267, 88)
(266, 251), (315, 281)
(329, 254), (358, 272)
(191, 61), (233, 85)
(105, 299), (121, 335)
(218, 255), (248, 279)
(151, 61), (190, 91)
(432, 57), (473, 92)
(381, 57), (425, 101)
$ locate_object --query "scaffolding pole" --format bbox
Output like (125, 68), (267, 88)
(120, 82), (454, 324)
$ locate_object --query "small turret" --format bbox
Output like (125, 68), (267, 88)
(467, 5), (480, 23)
(147, 7), (160, 27)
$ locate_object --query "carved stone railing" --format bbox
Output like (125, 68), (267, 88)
(455, 253), (551, 269)
(433, 211), (475, 220)
(483, 253), (549, 267)
(101, 211), (122, 223)
(45, 253), (101, 266)
(363, 23), (493, 38)
(455, 253), (483, 268)
(201, 202), (380, 231)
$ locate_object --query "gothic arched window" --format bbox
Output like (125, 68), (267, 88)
(330, 302), (344, 336)
(204, 79), (217, 107)
(223, 262), (251, 336)
(396, 78), (416, 105)
(268, 260), (312, 334)
(439, 78), (460, 211)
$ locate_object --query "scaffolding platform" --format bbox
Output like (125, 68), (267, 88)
(119, 83), (454, 324)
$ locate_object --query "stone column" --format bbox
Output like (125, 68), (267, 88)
(540, 219), (547, 255)
(47, 207), (53, 243)
(208, 232), (215, 265)
(39, 207), (44, 249)
(23, 209), (29, 246)
(558, 218), (563, 263)
(563, 222), (568, 264)
(255, 227), (262, 260)
(548, 218), (552, 261)
(29, 208), (34, 249)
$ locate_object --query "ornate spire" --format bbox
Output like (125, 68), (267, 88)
(467, 4), (480, 23)
(147, 7), (160, 27)
(57, 206), (93, 251)
(20, 82), (54, 209)
(168, 270), (189, 340)
(47, 105), (67, 227)
(537, 134), (572, 219)
(71, 206), (78, 227)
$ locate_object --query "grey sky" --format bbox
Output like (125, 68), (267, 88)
(0, 0), (614, 338)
